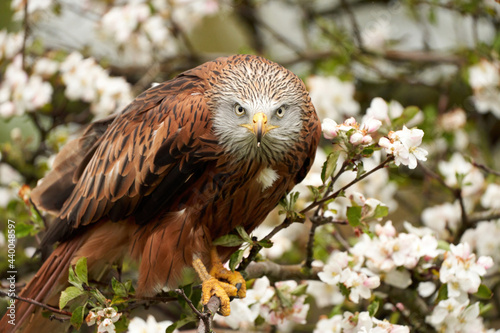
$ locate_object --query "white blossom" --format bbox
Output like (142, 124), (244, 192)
(306, 280), (344, 308)
(421, 201), (462, 239)
(128, 315), (176, 333)
(364, 97), (404, 124)
(439, 108), (467, 131)
(462, 220), (500, 269)
(0, 55), (53, 117)
(418, 282), (437, 298)
(379, 126), (427, 169)
(308, 76), (360, 122)
(468, 59), (500, 118)
(361, 19), (390, 52)
(439, 243), (493, 300)
(314, 315), (343, 333)
(427, 300), (485, 332)
(60, 52), (132, 117)
(481, 183), (500, 209)
(469, 59), (499, 90)
(438, 153), (484, 196)
(0, 30), (24, 60)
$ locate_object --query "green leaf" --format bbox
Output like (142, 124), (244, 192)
(229, 249), (245, 271)
(373, 205), (389, 219)
(90, 288), (108, 306)
(258, 239), (273, 248)
(368, 300), (379, 316)
(355, 162), (365, 179)
(291, 283), (308, 296)
(321, 151), (340, 183)
(75, 257), (88, 286)
(346, 206), (362, 227)
(475, 284), (493, 300)
(111, 277), (128, 298)
(338, 283), (350, 298)
(68, 266), (82, 290)
(392, 106), (420, 128)
(435, 284), (448, 304)
(212, 234), (244, 247)
(15, 223), (34, 238)
(275, 288), (293, 308)
(166, 322), (178, 333)
(235, 226), (252, 242)
(70, 305), (85, 329)
(59, 286), (84, 309)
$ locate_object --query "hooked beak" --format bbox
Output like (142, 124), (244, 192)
(241, 112), (278, 147)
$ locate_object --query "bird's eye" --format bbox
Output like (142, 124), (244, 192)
(234, 104), (246, 116)
(276, 106), (285, 118)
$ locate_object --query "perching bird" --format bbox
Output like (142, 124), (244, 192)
(0, 54), (321, 332)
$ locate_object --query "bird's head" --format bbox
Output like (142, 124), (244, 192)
(208, 55), (312, 164)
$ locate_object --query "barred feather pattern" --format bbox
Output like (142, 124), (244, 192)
(1, 54), (320, 332)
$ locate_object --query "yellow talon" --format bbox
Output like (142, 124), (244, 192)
(192, 248), (247, 316)
(201, 278), (234, 316)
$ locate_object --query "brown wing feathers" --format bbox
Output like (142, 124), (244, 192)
(38, 71), (217, 249)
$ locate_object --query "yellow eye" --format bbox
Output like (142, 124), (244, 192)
(276, 106), (285, 118)
(234, 104), (246, 116)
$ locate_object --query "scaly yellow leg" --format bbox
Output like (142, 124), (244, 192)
(192, 248), (246, 316)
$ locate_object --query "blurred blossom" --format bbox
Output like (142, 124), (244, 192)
(216, 276), (273, 329)
(172, 0), (221, 31)
(417, 281), (436, 298)
(421, 201), (461, 239)
(439, 108), (467, 131)
(314, 315), (343, 333)
(361, 19), (390, 52)
(11, 0), (53, 20)
(128, 315), (176, 333)
(0, 56), (53, 117)
(439, 243), (493, 300)
(350, 221), (441, 288)
(306, 280), (344, 308)
(438, 153), (484, 196)
(426, 300), (485, 332)
(341, 311), (410, 333)
(307, 76), (360, 122)
(219, 277), (310, 332)
(468, 59), (500, 118)
(100, 2), (150, 43)
(481, 183), (500, 209)
(364, 97), (403, 124)
(60, 52), (132, 117)
(469, 59), (499, 90)
(24, 246), (37, 258)
(0, 30), (24, 60)
(379, 126), (428, 169)
(33, 57), (60, 77)
(462, 220), (500, 269)
(472, 87), (500, 118)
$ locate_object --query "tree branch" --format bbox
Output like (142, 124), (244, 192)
(0, 290), (72, 317)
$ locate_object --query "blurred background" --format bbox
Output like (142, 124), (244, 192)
(0, 0), (499, 332)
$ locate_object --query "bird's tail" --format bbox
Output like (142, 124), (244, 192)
(0, 236), (84, 333)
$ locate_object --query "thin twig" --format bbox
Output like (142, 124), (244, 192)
(340, 0), (364, 49)
(0, 290), (72, 317)
(468, 211), (500, 224)
(175, 289), (213, 333)
(21, 0), (29, 71)
(471, 161), (500, 177)
(300, 157), (394, 214)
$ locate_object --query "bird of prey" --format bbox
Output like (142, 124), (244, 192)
(0, 54), (320, 332)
